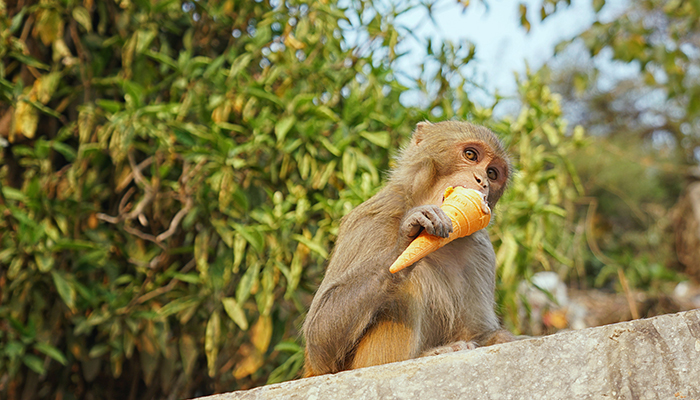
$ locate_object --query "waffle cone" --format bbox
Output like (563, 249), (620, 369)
(389, 187), (491, 274)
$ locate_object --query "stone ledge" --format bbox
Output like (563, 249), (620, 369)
(199, 309), (700, 400)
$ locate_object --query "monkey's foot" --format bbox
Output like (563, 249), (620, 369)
(420, 340), (478, 357)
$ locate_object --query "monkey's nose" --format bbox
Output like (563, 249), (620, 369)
(474, 174), (488, 188)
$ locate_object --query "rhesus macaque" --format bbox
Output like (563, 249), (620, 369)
(302, 121), (515, 377)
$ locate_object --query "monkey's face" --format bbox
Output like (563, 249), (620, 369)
(399, 121), (511, 208)
(456, 139), (509, 206)
(426, 137), (510, 209)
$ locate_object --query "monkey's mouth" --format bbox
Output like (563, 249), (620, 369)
(442, 185), (490, 206)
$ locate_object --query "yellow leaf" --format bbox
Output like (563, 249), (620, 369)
(34, 9), (65, 45)
(195, 231), (210, 279)
(205, 311), (221, 377)
(140, 346), (158, 385)
(179, 334), (198, 376)
(13, 101), (38, 139)
(36, 72), (60, 104)
(222, 297), (248, 330)
(232, 343), (263, 379)
(543, 310), (568, 329)
(78, 105), (95, 144)
(251, 315), (272, 353)
(284, 33), (305, 50)
(541, 123), (559, 146)
(212, 100), (231, 123)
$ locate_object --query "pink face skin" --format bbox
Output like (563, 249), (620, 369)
(428, 140), (509, 208)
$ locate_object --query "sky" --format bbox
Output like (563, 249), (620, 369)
(394, 0), (629, 109)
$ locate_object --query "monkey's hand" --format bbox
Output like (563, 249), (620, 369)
(399, 205), (453, 247)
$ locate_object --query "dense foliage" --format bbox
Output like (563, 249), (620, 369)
(0, 0), (584, 399)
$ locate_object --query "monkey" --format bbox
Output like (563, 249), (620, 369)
(302, 120), (515, 377)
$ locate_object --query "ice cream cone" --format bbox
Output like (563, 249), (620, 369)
(389, 186), (491, 274)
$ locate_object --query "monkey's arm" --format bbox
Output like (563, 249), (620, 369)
(303, 261), (402, 374)
(303, 203), (453, 375)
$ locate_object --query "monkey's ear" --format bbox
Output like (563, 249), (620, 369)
(411, 121), (433, 146)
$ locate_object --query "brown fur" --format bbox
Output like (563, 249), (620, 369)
(302, 121), (514, 377)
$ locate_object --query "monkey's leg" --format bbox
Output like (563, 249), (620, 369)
(349, 318), (420, 370)
(302, 349), (320, 378)
(419, 341), (477, 357)
(421, 328), (515, 358)
(479, 329), (515, 346)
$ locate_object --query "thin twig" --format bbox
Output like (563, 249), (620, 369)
(96, 186), (136, 223)
(128, 152), (151, 189)
(118, 187), (136, 214)
(123, 224), (165, 249)
(117, 157), (153, 192)
(156, 197), (194, 242)
(581, 197), (640, 319)
(122, 152), (156, 222)
(95, 212), (120, 224)
(98, 153), (195, 251)
(136, 258), (196, 304)
(617, 268), (640, 319)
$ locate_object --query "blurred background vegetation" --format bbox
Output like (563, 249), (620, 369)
(0, 0), (698, 398)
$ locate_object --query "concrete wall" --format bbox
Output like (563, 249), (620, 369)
(198, 309), (700, 400)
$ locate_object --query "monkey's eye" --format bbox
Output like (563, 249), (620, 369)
(487, 168), (499, 181)
(464, 148), (478, 161)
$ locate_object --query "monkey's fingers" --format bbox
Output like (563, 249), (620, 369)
(440, 187), (491, 238)
(402, 205), (453, 239)
(389, 187), (490, 274)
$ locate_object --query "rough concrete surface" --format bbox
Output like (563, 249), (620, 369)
(198, 309), (700, 400)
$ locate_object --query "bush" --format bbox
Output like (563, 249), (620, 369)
(0, 1), (584, 398)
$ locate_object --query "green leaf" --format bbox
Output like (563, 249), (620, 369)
(26, 99), (62, 120)
(228, 53), (253, 78)
(360, 131), (391, 148)
(158, 298), (200, 318)
(275, 115), (296, 143)
(593, 0), (605, 12)
(2, 187), (28, 202)
(342, 150), (357, 184)
(274, 341), (301, 353)
(23, 354), (46, 374)
(143, 49), (178, 69)
(72, 6), (92, 32)
(53, 240), (99, 251)
(96, 99), (123, 113)
(314, 105), (339, 121)
(233, 234), (247, 272)
(204, 55), (226, 79)
(172, 273), (201, 284)
(34, 342), (68, 365)
(35, 253), (54, 273)
(8, 52), (49, 70)
(541, 123), (559, 146)
(246, 87), (284, 107)
(51, 141), (77, 161)
(51, 270), (76, 311)
(236, 261), (261, 304)
(542, 205), (566, 217)
(519, 3), (531, 33)
(319, 136), (341, 156)
(291, 234), (328, 259)
(89, 343), (110, 358)
(10, 7), (27, 34)
(232, 223), (264, 253)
